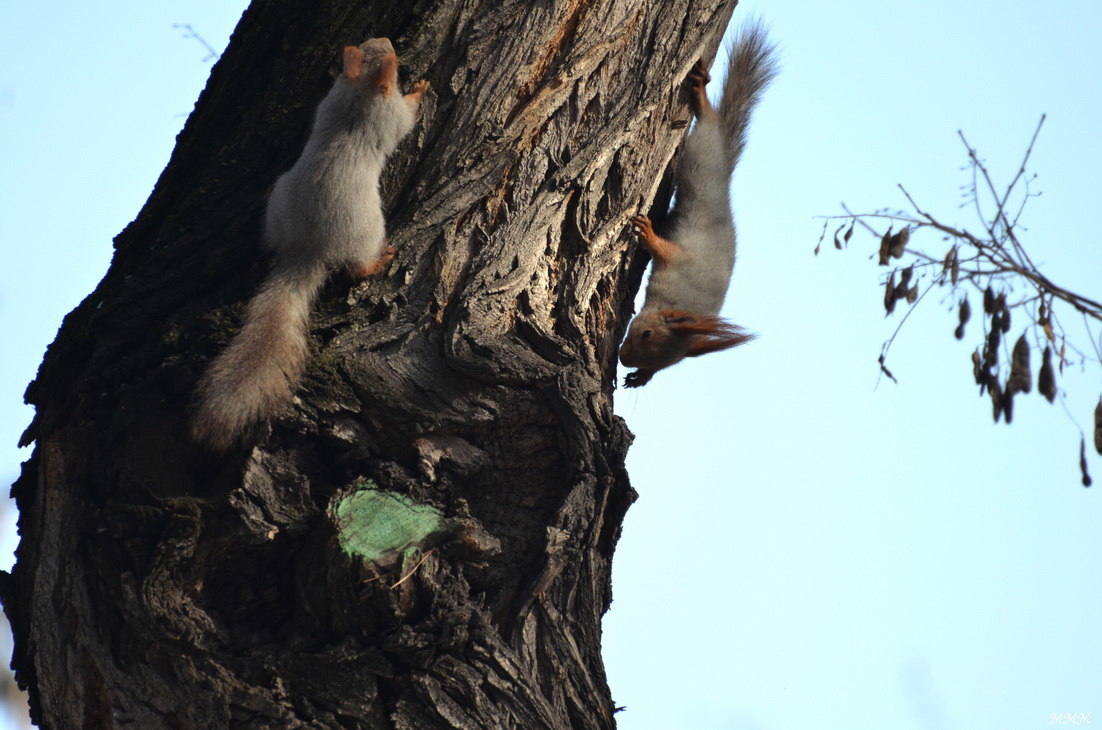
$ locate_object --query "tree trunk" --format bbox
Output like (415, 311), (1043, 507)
(1, 0), (737, 726)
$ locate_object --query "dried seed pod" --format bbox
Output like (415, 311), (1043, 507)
(884, 271), (897, 314)
(906, 284), (918, 304)
(1006, 334), (1031, 395)
(989, 379), (1003, 423)
(999, 308), (1011, 333)
(1095, 397), (1102, 456)
(1038, 345), (1056, 403)
(878, 228), (893, 266)
(1003, 389), (1014, 424)
(983, 285), (996, 314)
(889, 227), (910, 259)
(955, 297), (971, 340)
(833, 223), (844, 250)
(844, 221), (855, 245)
(950, 248), (960, 286)
(899, 265), (913, 288)
(984, 326), (1001, 366)
(975, 350), (992, 396)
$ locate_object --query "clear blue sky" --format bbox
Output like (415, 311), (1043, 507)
(2, 2), (1100, 729)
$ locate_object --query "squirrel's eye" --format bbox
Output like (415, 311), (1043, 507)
(641, 330), (653, 340)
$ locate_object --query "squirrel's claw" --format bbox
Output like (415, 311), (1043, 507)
(689, 58), (711, 86)
(624, 369), (656, 388)
(630, 215), (655, 244)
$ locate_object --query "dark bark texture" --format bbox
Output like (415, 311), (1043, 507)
(2, 0), (738, 727)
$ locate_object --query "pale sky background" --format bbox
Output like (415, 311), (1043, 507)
(2, 2), (1100, 729)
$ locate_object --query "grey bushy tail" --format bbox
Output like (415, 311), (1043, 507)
(718, 24), (779, 174)
(189, 264), (327, 452)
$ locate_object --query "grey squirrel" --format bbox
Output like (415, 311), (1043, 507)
(190, 38), (429, 451)
(619, 26), (777, 388)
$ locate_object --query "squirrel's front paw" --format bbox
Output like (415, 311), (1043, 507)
(410, 79), (430, 96)
(629, 215), (656, 245)
(623, 369), (655, 388)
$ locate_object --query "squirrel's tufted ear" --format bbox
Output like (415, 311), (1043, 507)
(686, 329), (753, 357)
(342, 46), (364, 81)
(660, 311), (702, 328)
(655, 311), (753, 357)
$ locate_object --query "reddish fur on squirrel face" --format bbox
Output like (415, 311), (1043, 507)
(619, 309), (752, 371)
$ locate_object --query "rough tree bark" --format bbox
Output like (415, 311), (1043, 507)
(1, 0), (739, 727)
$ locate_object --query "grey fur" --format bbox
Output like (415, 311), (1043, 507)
(644, 24), (777, 316)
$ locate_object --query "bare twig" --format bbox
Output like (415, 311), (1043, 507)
(174, 23), (220, 63)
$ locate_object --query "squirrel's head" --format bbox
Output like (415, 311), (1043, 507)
(355, 38), (397, 67)
(341, 38), (399, 93)
(619, 309), (752, 374)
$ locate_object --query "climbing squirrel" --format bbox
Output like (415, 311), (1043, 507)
(619, 26), (776, 388)
(190, 38), (429, 451)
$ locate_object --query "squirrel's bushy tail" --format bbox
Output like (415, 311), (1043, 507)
(190, 264), (327, 451)
(717, 24), (778, 174)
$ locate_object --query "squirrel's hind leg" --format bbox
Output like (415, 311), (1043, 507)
(349, 243), (396, 279)
(687, 59), (715, 118)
